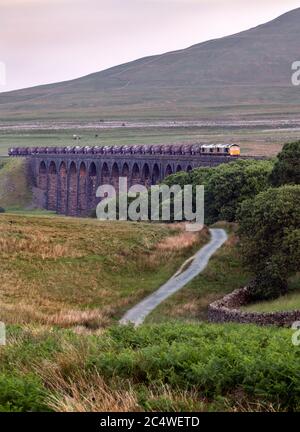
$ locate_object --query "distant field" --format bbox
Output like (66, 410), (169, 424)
(0, 123), (297, 157)
(0, 214), (209, 328)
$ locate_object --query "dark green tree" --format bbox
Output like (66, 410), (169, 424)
(162, 160), (274, 224)
(270, 141), (300, 186)
(204, 159), (274, 224)
(238, 185), (300, 300)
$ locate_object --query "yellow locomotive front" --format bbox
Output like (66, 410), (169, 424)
(229, 144), (241, 156)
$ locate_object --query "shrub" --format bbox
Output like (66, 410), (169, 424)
(164, 160), (273, 224)
(204, 160), (273, 224)
(270, 141), (300, 186)
(87, 323), (300, 410)
(238, 185), (300, 300)
(3, 323), (300, 411)
(0, 207), (5, 213)
(0, 374), (50, 412)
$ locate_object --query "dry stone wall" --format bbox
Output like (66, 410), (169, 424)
(208, 287), (300, 327)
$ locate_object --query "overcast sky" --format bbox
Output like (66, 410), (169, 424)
(1, 0), (300, 92)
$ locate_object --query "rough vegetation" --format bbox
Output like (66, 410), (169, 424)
(0, 323), (299, 412)
(0, 158), (32, 210)
(0, 214), (208, 328)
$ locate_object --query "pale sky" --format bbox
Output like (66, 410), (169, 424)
(1, 0), (300, 92)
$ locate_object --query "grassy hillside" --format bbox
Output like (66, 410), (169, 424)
(1, 8), (300, 120)
(0, 159), (32, 209)
(0, 214), (209, 328)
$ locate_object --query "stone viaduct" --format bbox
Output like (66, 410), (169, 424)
(9, 144), (243, 217)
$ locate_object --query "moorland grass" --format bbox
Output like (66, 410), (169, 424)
(0, 214), (209, 328)
(0, 159), (32, 209)
(0, 322), (298, 412)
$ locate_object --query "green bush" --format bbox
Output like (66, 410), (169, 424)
(3, 323), (300, 411)
(164, 160), (273, 224)
(0, 374), (50, 412)
(86, 323), (300, 410)
(270, 141), (300, 186)
(0, 207), (5, 213)
(205, 159), (273, 224)
(238, 185), (300, 300)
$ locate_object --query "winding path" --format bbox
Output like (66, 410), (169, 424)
(120, 228), (227, 326)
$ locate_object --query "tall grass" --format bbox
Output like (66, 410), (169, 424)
(0, 214), (208, 328)
(1, 323), (298, 412)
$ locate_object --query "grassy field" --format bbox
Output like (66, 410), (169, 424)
(0, 213), (209, 328)
(0, 159), (32, 209)
(0, 124), (294, 157)
(242, 275), (300, 313)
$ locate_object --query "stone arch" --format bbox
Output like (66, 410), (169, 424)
(88, 162), (97, 212)
(101, 162), (110, 185)
(48, 161), (57, 211)
(49, 161), (57, 173)
(165, 164), (173, 177)
(78, 162), (87, 215)
(122, 163), (130, 190)
(176, 165), (182, 173)
(152, 164), (160, 185)
(68, 162), (78, 216)
(141, 163), (151, 187)
(58, 162), (67, 214)
(131, 163), (140, 185)
(111, 162), (120, 191)
(38, 161), (47, 190)
(122, 163), (129, 176)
